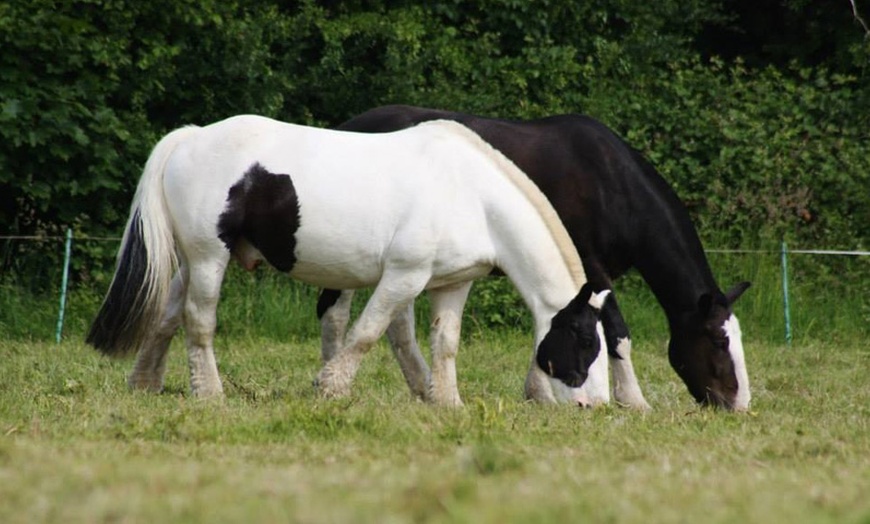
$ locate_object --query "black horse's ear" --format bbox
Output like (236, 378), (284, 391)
(725, 281), (751, 305)
(572, 283), (593, 307)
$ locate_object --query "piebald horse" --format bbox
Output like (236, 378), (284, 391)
(319, 105), (752, 411)
(86, 115), (611, 406)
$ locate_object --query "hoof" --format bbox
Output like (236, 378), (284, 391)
(315, 369), (352, 398)
(127, 374), (164, 393)
(614, 396), (652, 411)
(190, 382), (224, 399)
(427, 387), (464, 407)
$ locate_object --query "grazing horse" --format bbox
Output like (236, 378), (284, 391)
(86, 115), (612, 406)
(318, 105), (752, 411)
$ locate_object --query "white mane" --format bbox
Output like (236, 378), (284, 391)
(417, 119), (587, 289)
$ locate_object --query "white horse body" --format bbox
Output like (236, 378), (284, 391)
(89, 114), (610, 406)
(168, 116), (574, 298)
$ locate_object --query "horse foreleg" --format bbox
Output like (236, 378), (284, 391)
(127, 270), (187, 392)
(318, 289), (354, 363)
(385, 303), (431, 401)
(316, 271), (428, 398)
(602, 296), (651, 410)
(184, 259), (228, 398)
(427, 282), (472, 407)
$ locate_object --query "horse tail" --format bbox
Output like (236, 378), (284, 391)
(86, 125), (200, 356)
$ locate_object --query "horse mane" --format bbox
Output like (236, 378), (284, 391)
(419, 120), (587, 288)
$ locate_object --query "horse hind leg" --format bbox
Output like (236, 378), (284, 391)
(127, 269), (187, 392)
(184, 257), (228, 398)
(386, 302), (431, 401)
(318, 289), (354, 364)
(427, 281), (472, 407)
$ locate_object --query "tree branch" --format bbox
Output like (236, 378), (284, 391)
(850, 0), (870, 37)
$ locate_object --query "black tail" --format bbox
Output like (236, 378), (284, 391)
(86, 210), (152, 356)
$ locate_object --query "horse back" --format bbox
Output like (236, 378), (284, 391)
(169, 116), (510, 289)
(338, 107), (653, 280)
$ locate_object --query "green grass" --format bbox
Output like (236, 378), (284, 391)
(2, 245), (868, 522)
(1, 328), (869, 523)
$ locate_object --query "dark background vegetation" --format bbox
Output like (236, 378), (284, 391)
(1, 0), (868, 337)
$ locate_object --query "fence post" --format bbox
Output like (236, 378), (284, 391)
(780, 241), (792, 346)
(55, 228), (72, 343)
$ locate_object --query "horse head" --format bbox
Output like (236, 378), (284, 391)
(669, 281), (751, 410)
(536, 284), (610, 390)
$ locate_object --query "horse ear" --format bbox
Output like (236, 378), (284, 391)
(724, 281), (751, 305)
(588, 289), (611, 312)
(572, 283), (594, 307)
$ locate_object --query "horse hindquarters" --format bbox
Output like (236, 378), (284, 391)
(87, 126), (198, 359)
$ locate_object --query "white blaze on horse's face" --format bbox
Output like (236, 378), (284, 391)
(724, 315), (751, 411)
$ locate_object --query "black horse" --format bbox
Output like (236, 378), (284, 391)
(319, 105), (751, 410)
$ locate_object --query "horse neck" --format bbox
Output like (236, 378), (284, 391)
(436, 120), (585, 340)
(610, 150), (722, 330)
(490, 214), (581, 343)
(633, 227), (720, 330)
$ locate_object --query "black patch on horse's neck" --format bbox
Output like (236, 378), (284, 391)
(217, 163), (301, 272)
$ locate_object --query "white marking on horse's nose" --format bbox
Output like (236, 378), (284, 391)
(724, 314), (751, 411)
(571, 387), (591, 407)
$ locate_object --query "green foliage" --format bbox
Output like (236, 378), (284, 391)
(0, 0), (297, 279)
(2, 0), (868, 326)
(586, 58), (870, 250)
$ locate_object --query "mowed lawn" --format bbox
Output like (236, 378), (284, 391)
(1, 331), (868, 523)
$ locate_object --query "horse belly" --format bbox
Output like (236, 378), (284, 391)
(288, 229), (386, 289)
(426, 262), (492, 289)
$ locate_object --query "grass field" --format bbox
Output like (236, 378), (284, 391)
(1, 321), (868, 523)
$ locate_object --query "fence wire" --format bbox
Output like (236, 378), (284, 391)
(2, 231), (868, 343)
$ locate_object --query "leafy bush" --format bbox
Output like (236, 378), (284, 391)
(585, 59), (870, 250)
(1, 0), (867, 331)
